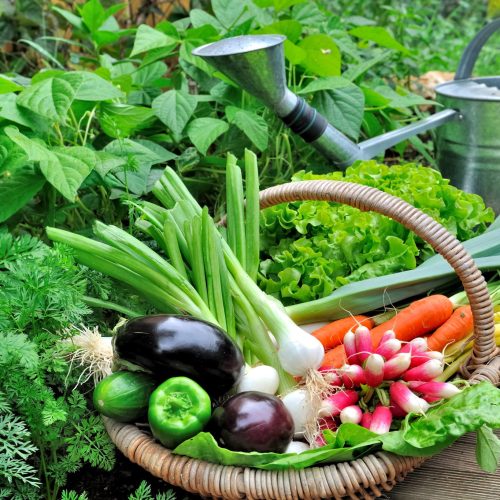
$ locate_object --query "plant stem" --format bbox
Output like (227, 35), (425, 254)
(46, 184), (56, 227)
(82, 295), (142, 317)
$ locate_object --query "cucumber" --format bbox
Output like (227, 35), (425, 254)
(93, 371), (156, 422)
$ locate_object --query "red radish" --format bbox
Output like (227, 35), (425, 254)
(319, 390), (359, 417)
(311, 315), (374, 351)
(409, 381), (461, 399)
(364, 354), (384, 387)
(322, 370), (342, 387)
(343, 331), (359, 365)
(389, 398), (407, 418)
(318, 416), (338, 432)
(341, 364), (366, 388)
(369, 406), (393, 434)
(383, 353), (411, 380)
(375, 338), (402, 359)
(409, 350), (444, 368)
(379, 330), (396, 345)
(355, 326), (373, 363)
(423, 395), (442, 403)
(403, 359), (443, 382)
(340, 405), (363, 424)
(399, 337), (428, 355)
(361, 412), (372, 429)
(390, 382), (430, 414)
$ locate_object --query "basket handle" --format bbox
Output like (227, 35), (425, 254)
(258, 180), (498, 380)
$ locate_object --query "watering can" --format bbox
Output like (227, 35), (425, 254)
(192, 19), (500, 213)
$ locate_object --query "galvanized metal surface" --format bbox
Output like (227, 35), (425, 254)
(436, 78), (500, 215)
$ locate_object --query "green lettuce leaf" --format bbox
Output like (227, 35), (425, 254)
(259, 161), (494, 305)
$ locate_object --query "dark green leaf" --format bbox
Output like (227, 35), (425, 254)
(226, 106), (268, 151)
(52, 6), (84, 30)
(19, 39), (64, 69)
(79, 0), (107, 33)
(190, 9), (223, 31)
(99, 103), (156, 139)
(130, 25), (177, 57)
(373, 85), (434, 109)
(0, 165), (45, 222)
(0, 93), (39, 128)
(211, 0), (250, 29)
(17, 77), (75, 123)
(39, 146), (96, 201)
(311, 82), (364, 139)
(298, 76), (351, 94)
(254, 20), (302, 42)
(132, 62), (167, 87)
(349, 26), (411, 55)
(343, 50), (393, 81)
(104, 138), (171, 166)
(298, 34), (341, 76)
(273, 0), (305, 11)
(5, 126), (96, 200)
(476, 425), (500, 473)
(0, 76), (23, 94)
(187, 117), (229, 155)
(152, 89), (197, 139)
(62, 72), (124, 101)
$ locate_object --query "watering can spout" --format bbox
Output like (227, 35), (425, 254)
(193, 35), (457, 166)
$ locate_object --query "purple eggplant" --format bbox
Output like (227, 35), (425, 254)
(113, 315), (244, 397)
(210, 391), (294, 453)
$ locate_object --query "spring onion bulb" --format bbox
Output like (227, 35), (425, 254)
(285, 441), (311, 453)
(236, 365), (280, 395)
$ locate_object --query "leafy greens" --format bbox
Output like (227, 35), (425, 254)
(259, 161), (494, 305)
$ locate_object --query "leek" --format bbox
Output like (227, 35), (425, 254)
(286, 227), (500, 324)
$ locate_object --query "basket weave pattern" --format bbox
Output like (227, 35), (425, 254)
(105, 181), (499, 499)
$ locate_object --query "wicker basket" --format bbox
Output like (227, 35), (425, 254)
(104, 180), (500, 499)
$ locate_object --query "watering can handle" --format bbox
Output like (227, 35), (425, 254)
(454, 18), (500, 80)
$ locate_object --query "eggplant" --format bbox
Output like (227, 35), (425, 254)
(113, 315), (244, 397)
(209, 391), (294, 453)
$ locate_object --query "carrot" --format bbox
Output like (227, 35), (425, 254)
(370, 294), (454, 348)
(427, 305), (474, 352)
(312, 315), (374, 351)
(320, 345), (347, 370)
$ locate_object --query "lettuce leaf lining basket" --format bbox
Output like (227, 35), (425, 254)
(104, 180), (500, 499)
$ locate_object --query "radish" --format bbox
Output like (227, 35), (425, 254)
(354, 326), (372, 363)
(390, 382), (430, 414)
(339, 405), (363, 424)
(369, 406), (393, 434)
(403, 359), (444, 382)
(364, 354), (384, 387)
(343, 330), (359, 365)
(383, 353), (411, 380)
(319, 390), (359, 417)
(375, 338), (402, 360)
(341, 364), (366, 388)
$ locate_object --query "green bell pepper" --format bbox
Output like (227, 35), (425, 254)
(148, 376), (211, 448)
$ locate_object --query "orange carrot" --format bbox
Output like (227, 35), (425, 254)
(320, 345), (347, 370)
(312, 315), (375, 351)
(427, 305), (474, 352)
(370, 294), (454, 348)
